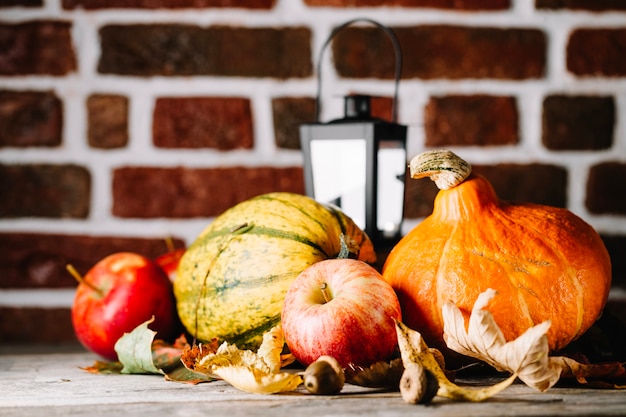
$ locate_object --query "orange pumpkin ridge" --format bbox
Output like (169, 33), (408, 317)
(383, 150), (612, 363)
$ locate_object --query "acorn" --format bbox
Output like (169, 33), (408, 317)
(303, 356), (345, 395)
(400, 362), (439, 404)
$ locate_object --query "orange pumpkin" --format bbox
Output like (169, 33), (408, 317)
(383, 150), (612, 361)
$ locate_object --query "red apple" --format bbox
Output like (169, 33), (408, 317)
(70, 252), (179, 361)
(281, 258), (402, 369)
(154, 247), (185, 282)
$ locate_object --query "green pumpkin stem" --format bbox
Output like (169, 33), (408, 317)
(336, 233), (360, 259)
(337, 234), (350, 259)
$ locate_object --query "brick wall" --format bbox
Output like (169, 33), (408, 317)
(1, 0), (625, 347)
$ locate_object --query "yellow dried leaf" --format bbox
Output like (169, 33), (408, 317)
(187, 326), (302, 394)
(194, 342), (263, 376)
(257, 325), (286, 373)
(214, 366), (302, 395)
(442, 288), (561, 392)
(395, 319), (516, 402)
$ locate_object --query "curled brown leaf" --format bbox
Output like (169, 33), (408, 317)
(345, 358), (404, 389)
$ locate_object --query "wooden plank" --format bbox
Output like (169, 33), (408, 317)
(0, 352), (624, 416)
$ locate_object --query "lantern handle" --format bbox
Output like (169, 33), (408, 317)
(314, 18), (403, 123)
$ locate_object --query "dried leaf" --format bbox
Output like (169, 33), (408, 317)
(395, 319), (516, 402)
(164, 364), (216, 384)
(183, 325), (303, 394)
(80, 360), (123, 374)
(153, 336), (217, 383)
(442, 288), (561, 392)
(345, 358), (404, 389)
(152, 339), (188, 374)
(256, 325), (288, 373)
(180, 339), (220, 371)
(554, 356), (626, 388)
(442, 289), (626, 390)
(213, 366), (302, 395)
(194, 342), (261, 375)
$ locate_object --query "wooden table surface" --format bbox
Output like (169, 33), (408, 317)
(1, 350), (625, 417)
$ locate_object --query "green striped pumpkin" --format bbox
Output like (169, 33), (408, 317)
(174, 192), (376, 348)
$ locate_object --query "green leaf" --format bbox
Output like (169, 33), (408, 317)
(114, 317), (164, 375)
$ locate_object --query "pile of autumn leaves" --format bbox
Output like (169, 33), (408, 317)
(87, 289), (625, 402)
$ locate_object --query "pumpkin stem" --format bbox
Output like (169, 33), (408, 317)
(337, 234), (350, 259)
(320, 282), (332, 303)
(409, 150), (472, 190)
(337, 233), (358, 259)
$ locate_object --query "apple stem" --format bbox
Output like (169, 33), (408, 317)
(320, 282), (332, 303)
(164, 236), (175, 252)
(66, 264), (104, 297)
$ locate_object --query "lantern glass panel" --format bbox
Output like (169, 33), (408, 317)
(377, 141), (406, 238)
(310, 138), (367, 230)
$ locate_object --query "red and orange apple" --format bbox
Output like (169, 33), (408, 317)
(281, 259), (402, 369)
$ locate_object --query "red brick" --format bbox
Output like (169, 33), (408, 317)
(472, 164), (567, 208)
(0, 164), (90, 218)
(0, 232), (185, 288)
(542, 95), (614, 150)
(367, 95), (395, 122)
(586, 162), (626, 215)
(403, 171), (439, 218)
(425, 95), (518, 146)
(63, 0), (274, 8)
(0, 90), (63, 147)
(0, 307), (77, 344)
(536, 0), (626, 11)
(112, 166), (305, 218)
(87, 94), (129, 149)
(0, 0), (42, 6)
(98, 25), (311, 78)
(332, 26), (545, 80)
(567, 29), (626, 77)
(272, 97), (316, 150)
(403, 163), (567, 218)
(153, 97), (253, 150)
(304, 0), (509, 9)
(0, 20), (76, 76)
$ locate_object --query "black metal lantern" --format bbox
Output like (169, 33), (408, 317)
(300, 19), (408, 247)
